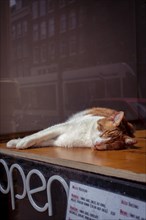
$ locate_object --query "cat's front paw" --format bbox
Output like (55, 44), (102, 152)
(7, 137), (35, 149)
(94, 142), (107, 150)
(7, 139), (21, 148)
(93, 137), (109, 150)
(15, 137), (35, 149)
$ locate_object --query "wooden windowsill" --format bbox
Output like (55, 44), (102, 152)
(0, 130), (146, 183)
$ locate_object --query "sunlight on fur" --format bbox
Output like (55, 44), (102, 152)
(7, 107), (136, 150)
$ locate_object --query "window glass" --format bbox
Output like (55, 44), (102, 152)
(33, 24), (39, 41)
(40, 21), (47, 39)
(60, 14), (67, 33)
(69, 10), (76, 30)
(0, 0), (146, 136)
(48, 16), (55, 37)
(40, 0), (46, 16)
(32, 1), (38, 19)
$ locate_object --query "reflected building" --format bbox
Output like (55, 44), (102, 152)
(10, 0), (31, 77)
(9, 0), (145, 131)
(0, 0), (10, 78)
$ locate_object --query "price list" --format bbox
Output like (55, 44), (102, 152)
(66, 182), (146, 220)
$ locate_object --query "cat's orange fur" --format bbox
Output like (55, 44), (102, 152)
(87, 108), (136, 150)
(87, 107), (117, 117)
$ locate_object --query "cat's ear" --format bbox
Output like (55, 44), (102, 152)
(112, 111), (124, 126)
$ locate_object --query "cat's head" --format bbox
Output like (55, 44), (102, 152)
(97, 111), (137, 150)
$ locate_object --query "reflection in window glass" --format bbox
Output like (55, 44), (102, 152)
(33, 24), (39, 41)
(60, 14), (66, 33)
(17, 23), (21, 37)
(69, 34), (77, 55)
(48, 17), (55, 37)
(48, 41), (55, 60)
(16, 0), (22, 10)
(69, 10), (76, 30)
(40, 21), (47, 39)
(79, 33), (85, 53)
(79, 7), (86, 27)
(40, 44), (47, 62)
(12, 25), (16, 39)
(48, 0), (54, 12)
(22, 21), (28, 35)
(60, 37), (67, 57)
(23, 41), (28, 58)
(32, 1), (38, 19)
(17, 43), (22, 59)
(40, 0), (46, 17)
(0, 0), (146, 135)
(59, 0), (66, 8)
(33, 47), (39, 64)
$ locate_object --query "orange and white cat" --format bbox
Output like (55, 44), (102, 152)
(7, 107), (136, 150)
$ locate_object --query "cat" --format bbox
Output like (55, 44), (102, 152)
(6, 107), (136, 150)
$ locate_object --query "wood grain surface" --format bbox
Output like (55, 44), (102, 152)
(0, 130), (146, 183)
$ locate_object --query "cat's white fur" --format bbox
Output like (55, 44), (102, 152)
(7, 110), (109, 149)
